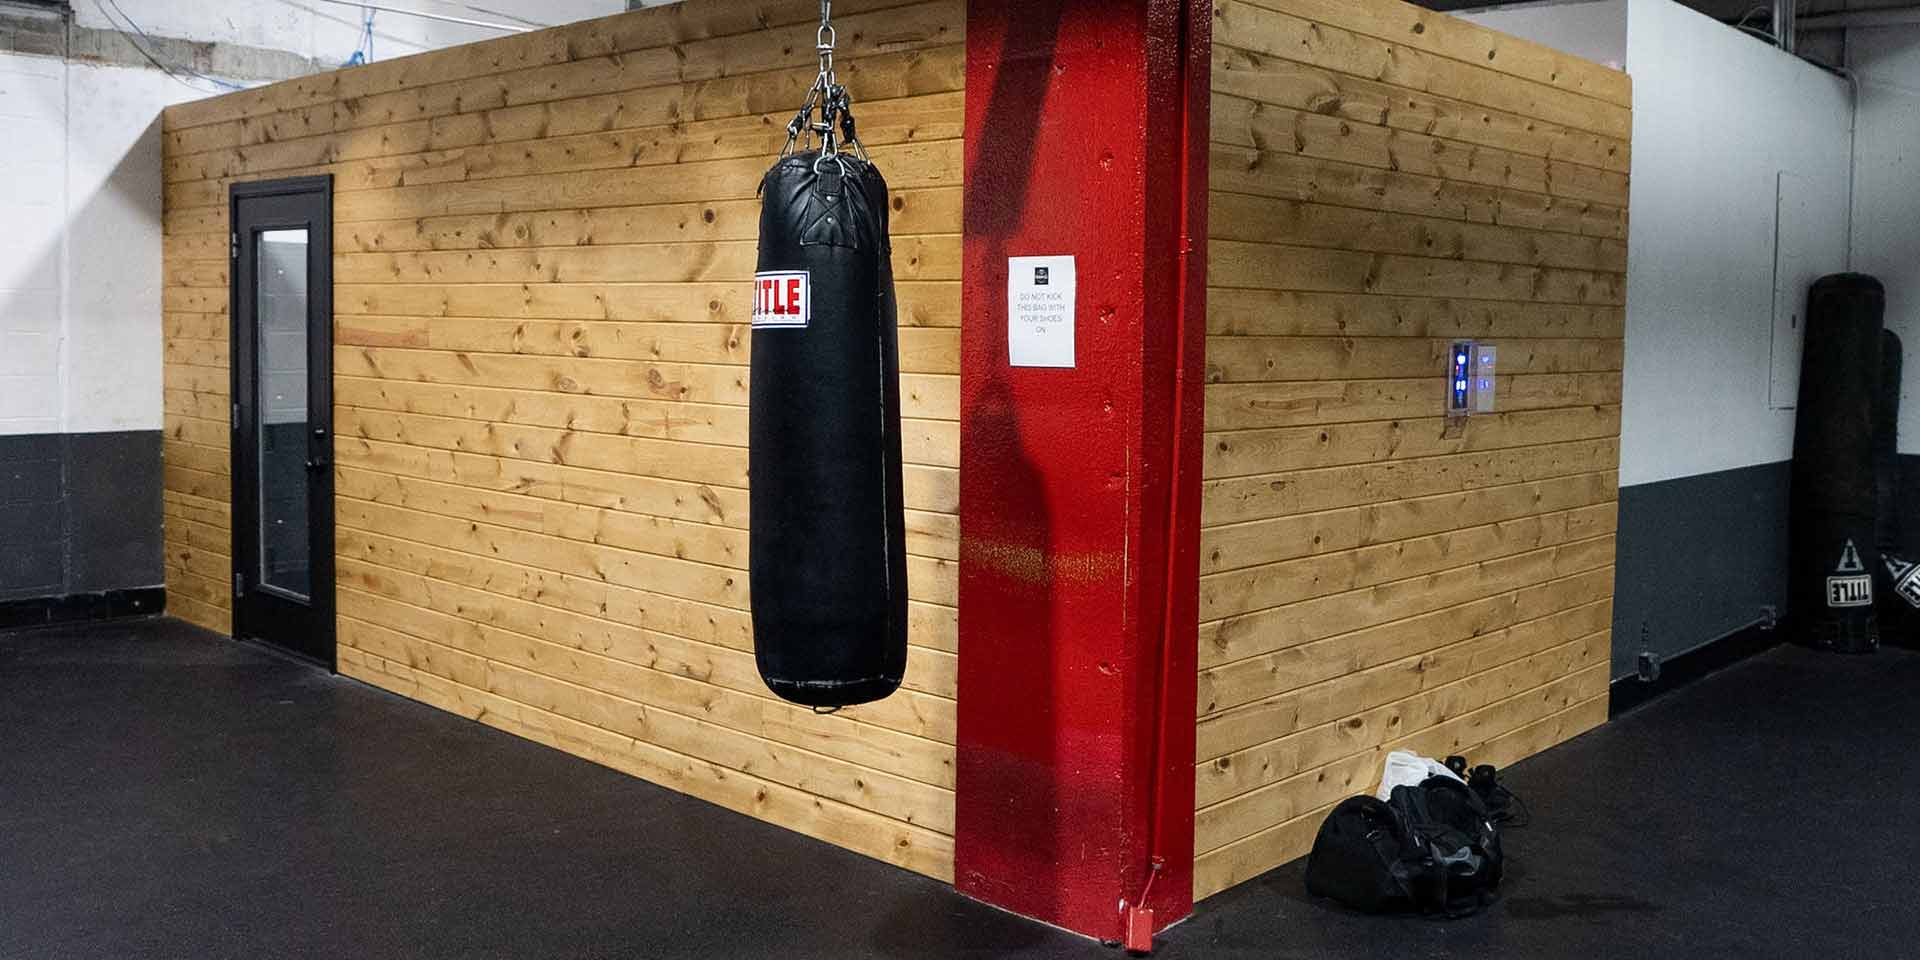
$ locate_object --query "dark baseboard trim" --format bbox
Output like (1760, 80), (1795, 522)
(1610, 621), (1783, 717)
(0, 587), (166, 631)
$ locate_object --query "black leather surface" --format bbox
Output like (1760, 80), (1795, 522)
(1789, 272), (1886, 651)
(749, 152), (908, 707)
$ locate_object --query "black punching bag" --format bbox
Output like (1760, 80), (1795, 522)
(1789, 273), (1886, 653)
(1875, 330), (1904, 563)
(749, 151), (908, 707)
(1873, 331), (1920, 630)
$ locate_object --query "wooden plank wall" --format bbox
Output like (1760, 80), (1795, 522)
(159, 0), (964, 879)
(1195, 0), (1630, 899)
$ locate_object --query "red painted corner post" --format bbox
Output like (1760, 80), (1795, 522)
(955, 0), (1209, 944)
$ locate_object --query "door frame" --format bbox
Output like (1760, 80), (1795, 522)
(228, 175), (335, 669)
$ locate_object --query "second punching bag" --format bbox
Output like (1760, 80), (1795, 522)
(1875, 330), (1905, 569)
(1789, 273), (1886, 653)
(749, 148), (909, 708)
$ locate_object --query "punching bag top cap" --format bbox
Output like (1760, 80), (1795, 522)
(1813, 273), (1886, 297)
(759, 152), (890, 255)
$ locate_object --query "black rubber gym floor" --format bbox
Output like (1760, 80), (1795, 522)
(3, 617), (1916, 959)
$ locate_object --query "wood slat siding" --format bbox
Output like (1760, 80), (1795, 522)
(1195, 0), (1628, 900)
(160, 0), (964, 880)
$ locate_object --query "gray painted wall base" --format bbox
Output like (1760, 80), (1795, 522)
(0, 430), (163, 603)
(1612, 460), (1790, 680)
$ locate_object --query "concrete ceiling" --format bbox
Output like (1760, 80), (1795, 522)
(1414, 0), (1920, 69)
(1418, 0), (1918, 16)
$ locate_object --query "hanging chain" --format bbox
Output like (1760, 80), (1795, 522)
(781, 0), (866, 164)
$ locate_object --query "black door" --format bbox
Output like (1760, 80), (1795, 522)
(229, 176), (334, 667)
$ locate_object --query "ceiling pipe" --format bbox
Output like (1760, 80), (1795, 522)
(304, 0), (533, 33)
(1800, 6), (1920, 31)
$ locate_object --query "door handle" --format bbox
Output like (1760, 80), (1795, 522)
(308, 426), (330, 471)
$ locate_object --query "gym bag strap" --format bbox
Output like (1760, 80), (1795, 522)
(1391, 779), (1499, 917)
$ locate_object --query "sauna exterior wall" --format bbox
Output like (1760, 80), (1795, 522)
(160, 0), (963, 878)
(1195, 0), (1629, 899)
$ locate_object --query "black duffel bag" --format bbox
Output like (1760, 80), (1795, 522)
(1305, 775), (1504, 917)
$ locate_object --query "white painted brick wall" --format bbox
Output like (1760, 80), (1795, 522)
(0, 51), (67, 436)
(0, 54), (211, 436)
(0, 1), (660, 438)
(63, 62), (190, 434)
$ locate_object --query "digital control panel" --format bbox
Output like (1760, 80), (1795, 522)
(1449, 342), (1473, 415)
(1447, 341), (1497, 417)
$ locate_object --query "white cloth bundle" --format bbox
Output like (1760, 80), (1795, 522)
(1375, 749), (1465, 801)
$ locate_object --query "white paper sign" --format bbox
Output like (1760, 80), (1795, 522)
(1007, 255), (1076, 368)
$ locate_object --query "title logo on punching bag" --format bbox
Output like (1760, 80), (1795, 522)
(1828, 539), (1873, 608)
(752, 271), (810, 329)
(1886, 554), (1920, 608)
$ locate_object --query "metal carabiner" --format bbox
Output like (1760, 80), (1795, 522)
(812, 142), (851, 176)
(778, 0), (856, 164)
